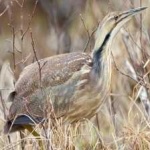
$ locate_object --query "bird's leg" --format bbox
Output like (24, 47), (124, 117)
(20, 131), (26, 150)
(109, 95), (117, 136)
(23, 125), (44, 150)
(95, 113), (100, 131)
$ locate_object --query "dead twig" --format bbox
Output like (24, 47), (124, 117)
(8, 0), (18, 71)
(0, 92), (7, 120)
(8, 24), (16, 70)
(111, 52), (150, 97)
(0, 5), (9, 17)
(80, 14), (97, 52)
(13, 0), (25, 8)
(30, 31), (42, 88)
(15, 53), (32, 65)
(111, 52), (138, 84)
(20, 0), (25, 61)
(21, 0), (38, 41)
(140, 0), (146, 61)
(80, 14), (90, 38)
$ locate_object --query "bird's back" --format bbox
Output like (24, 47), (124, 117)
(14, 52), (92, 98)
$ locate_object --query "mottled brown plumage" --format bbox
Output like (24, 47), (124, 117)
(8, 52), (93, 121)
(4, 7), (146, 133)
(14, 53), (92, 98)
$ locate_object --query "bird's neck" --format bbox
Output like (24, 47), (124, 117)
(91, 32), (112, 89)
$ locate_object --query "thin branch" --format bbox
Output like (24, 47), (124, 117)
(6, 1), (17, 72)
(8, 24), (16, 70)
(20, 0), (25, 61)
(21, 0), (38, 40)
(140, 0), (146, 61)
(123, 28), (143, 54)
(15, 53), (31, 65)
(30, 30), (42, 88)
(12, 27), (15, 70)
(111, 52), (138, 84)
(80, 14), (97, 52)
(6, 39), (21, 53)
(0, 5), (9, 17)
(13, 0), (25, 8)
(80, 14), (90, 37)
(111, 51), (150, 93)
(0, 92), (7, 120)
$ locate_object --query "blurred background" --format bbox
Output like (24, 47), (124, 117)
(0, 0), (150, 149)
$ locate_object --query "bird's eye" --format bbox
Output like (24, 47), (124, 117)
(114, 15), (119, 20)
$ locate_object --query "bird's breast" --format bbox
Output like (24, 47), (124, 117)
(50, 64), (109, 122)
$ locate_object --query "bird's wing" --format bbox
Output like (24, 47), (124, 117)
(14, 52), (92, 98)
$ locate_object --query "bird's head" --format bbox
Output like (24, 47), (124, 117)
(94, 7), (147, 51)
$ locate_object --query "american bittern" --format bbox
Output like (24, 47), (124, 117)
(4, 7), (146, 133)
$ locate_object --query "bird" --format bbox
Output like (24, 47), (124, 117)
(4, 7), (147, 134)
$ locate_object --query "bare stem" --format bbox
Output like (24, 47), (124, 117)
(30, 31), (42, 88)
(21, 0), (38, 41)
(0, 5), (9, 17)
(80, 14), (97, 52)
(0, 92), (7, 120)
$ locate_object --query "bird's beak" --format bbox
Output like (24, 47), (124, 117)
(117, 7), (147, 23)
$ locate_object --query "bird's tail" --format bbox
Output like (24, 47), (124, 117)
(4, 115), (44, 134)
